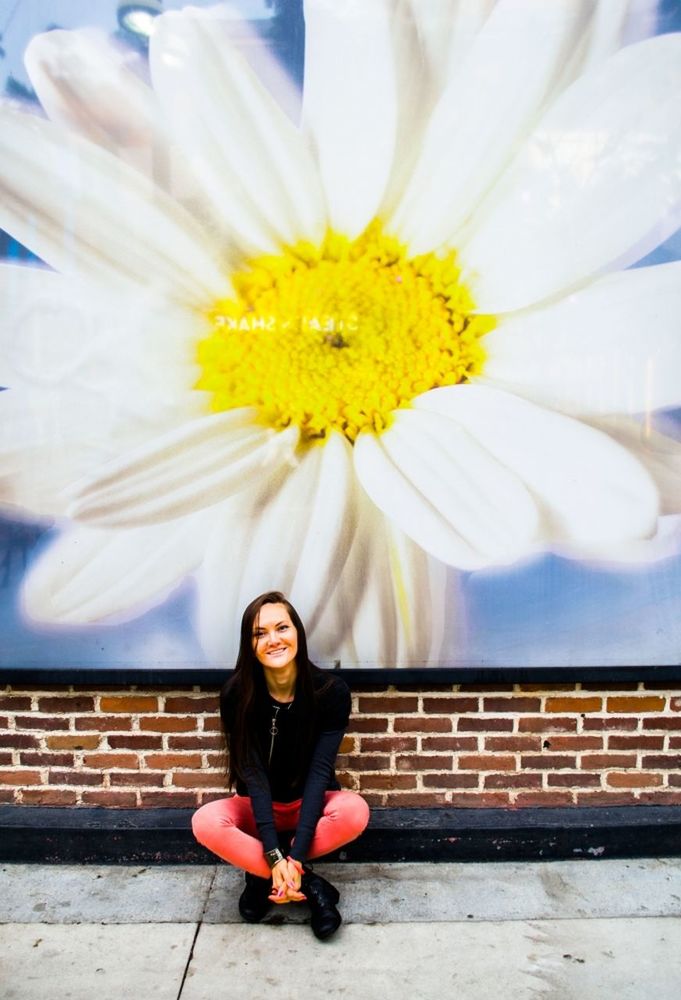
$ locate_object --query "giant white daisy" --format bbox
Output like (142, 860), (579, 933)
(1, 0), (680, 666)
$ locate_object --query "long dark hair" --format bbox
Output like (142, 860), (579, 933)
(221, 591), (328, 788)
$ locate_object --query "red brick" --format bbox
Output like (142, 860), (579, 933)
(168, 735), (225, 750)
(164, 696), (218, 713)
(384, 792), (449, 807)
(421, 698), (479, 713)
(348, 717), (389, 734)
(75, 716), (133, 732)
(672, 697), (681, 711)
(448, 792), (511, 807)
(545, 697), (602, 713)
(576, 791), (639, 806)
(521, 755), (576, 769)
(548, 773), (602, 788)
(143, 753), (203, 769)
(542, 736), (603, 752)
(0, 734), (39, 749)
(0, 697), (32, 711)
(360, 736), (417, 753)
(81, 791), (138, 807)
(171, 771), (226, 788)
(339, 754), (391, 770)
(339, 735), (356, 753)
(37, 696), (95, 713)
(608, 735), (665, 751)
(606, 772), (664, 789)
(357, 696), (419, 713)
(358, 792), (386, 808)
(0, 752), (13, 765)
(46, 735), (101, 751)
(140, 791), (199, 808)
(202, 717), (222, 732)
(669, 738), (681, 750)
(484, 736), (542, 752)
(641, 754), (681, 768)
(513, 792), (575, 807)
(139, 716), (197, 733)
(422, 773), (479, 789)
(0, 769), (43, 786)
(19, 751), (73, 767)
(359, 774), (417, 791)
(482, 697), (541, 713)
(458, 718), (513, 733)
(14, 716), (70, 731)
(110, 772), (166, 787)
(100, 696), (159, 713)
(204, 753), (228, 769)
(107, 735), (163, 750)
(484, 773), (543, 790)
(607, 696), (666, 713)
(393, 717), (452, 733)
(21, 789), (78, 805)
(636, 791), (681, 805)
(82, 753), (140, 769)
(459, 754), (516, 771)
(580, 753), (637, 769)
(643, 718), (681, 731)
(48, 770), (103, 786)
(518, 717), (578, 733)
(421, 737), (478, 752)
(0, 790), (17, 803)
(582, 717), (638, 732)
(396, 754), (454, 771)
(581, 683), (639, 692)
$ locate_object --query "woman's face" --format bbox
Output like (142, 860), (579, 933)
(252, 602), (298, 671)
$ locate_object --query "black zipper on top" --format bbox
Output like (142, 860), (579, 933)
(268, 700), (293, 765)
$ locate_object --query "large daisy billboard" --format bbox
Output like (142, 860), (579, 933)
(1, 0), (680, 674)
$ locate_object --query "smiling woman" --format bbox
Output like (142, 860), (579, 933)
(192, 591), (370, 939)
(0, 0), (680, 673)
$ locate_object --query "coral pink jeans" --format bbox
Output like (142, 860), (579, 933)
(192, 790), (370, 877)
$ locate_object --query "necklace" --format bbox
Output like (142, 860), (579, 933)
(268, 699), (293, 765)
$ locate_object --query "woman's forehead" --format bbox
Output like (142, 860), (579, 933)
(254, 603), (292, 628)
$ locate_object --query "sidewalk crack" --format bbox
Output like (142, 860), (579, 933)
(176, 865), (218, 999)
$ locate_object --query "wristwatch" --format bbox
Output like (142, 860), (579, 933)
(264, 847), (285, 869)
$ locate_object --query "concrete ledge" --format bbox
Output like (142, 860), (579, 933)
(2, 804), (681, 864)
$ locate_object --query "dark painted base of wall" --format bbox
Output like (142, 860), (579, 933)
(2, 804), (680, 864)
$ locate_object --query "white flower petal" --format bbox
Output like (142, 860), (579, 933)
(67, 412), (299, 527)
(302, 0), (398, 237)
(480, 261), (681, 414)
(196, 434), (357, 664)
(25, 30), (161, 167)
(392, 0), (592, 253)
(354, 408), (539, 569)
(416, 384), (659, 545)
(0, 105), (225, 305)
(311, 492), (449, 667)
(21, 512), (215, 625)
(150, 10), (324, 255)
(586, 415), (681, 517)
(461, 32), (681, 312)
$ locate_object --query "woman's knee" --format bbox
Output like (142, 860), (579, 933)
(191, 798), (233, 845)
(332, 790), (370, 836)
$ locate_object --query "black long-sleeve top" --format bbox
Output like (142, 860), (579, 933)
(220, 669), (351, 862)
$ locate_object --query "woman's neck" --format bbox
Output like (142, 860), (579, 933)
(263, 663), (297, 702)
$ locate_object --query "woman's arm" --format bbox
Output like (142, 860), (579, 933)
(289, 727), (346, 863)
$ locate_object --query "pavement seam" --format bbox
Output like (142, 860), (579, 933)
(176, 865), (218, 999)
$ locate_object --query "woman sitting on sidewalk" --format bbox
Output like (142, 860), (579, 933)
(192, 591), (370, 940)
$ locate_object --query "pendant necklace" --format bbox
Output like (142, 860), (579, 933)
(268, 699), (293, 764)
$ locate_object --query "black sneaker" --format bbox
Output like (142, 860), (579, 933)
(238, 873), (272, 923)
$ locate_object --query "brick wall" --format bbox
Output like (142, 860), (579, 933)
(2, 682), (681, 809)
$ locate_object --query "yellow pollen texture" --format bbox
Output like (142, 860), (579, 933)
(196, 223), (494, 443)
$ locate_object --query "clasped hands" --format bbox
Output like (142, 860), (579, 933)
(269, 856), (306, 903)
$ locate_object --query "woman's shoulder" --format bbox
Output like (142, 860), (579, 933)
(312, 668), (351, 725)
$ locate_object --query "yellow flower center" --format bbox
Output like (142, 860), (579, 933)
(196, 222), (493, 444)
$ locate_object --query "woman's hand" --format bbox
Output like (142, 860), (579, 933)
(268, 857), (306, 904)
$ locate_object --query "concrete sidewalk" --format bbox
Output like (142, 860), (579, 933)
(1, 859), (680, 999)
